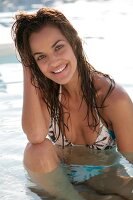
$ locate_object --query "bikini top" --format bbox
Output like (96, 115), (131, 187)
(48, 120), (116, 150)
(48, 86), (116, 150)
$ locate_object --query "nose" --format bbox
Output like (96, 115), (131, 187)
(48, 54), (59, 68)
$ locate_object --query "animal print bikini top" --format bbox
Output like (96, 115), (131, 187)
(48, 86), (116, 150)
(48, 120), (116, 150)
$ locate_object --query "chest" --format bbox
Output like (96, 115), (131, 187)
(63, 99), (100, 145)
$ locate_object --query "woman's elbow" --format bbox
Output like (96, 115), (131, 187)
(27, 134), (45, 144)
(22, 127), (47, 144)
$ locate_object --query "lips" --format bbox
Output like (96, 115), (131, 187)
(52, 64), (67, 74)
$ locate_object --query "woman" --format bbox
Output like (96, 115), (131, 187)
(12, 7), (133, 200)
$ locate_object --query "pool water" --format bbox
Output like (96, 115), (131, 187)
(0, 0), (133, 199)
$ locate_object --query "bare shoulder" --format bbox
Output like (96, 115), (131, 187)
(93, 72), (133, 152)
(104, 80), (132, 106)
(106, 84), (133, 152)
(106, 83), (133, 120)
(93, 71), (133, 120)
(92, 72), (114, 105)
(92, 72), (132, 105)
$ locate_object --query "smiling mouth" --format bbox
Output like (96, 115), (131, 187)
(53, 64), (67, 74)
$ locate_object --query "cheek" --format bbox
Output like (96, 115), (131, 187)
(71, 52), (77, 67)
(37, 62), (47, 73)
(67, 48), (77, 63)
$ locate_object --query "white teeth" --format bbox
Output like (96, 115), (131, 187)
(53, 65), (66, 74)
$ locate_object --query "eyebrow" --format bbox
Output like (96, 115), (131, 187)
(33, 40), (64, 57)
(52, 39), (63, 48)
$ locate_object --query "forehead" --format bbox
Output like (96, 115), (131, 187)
(29, 25), (66, 52)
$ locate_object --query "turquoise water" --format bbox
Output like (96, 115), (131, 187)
(0, 55), (18, 64)
(0, 0), (133, 199)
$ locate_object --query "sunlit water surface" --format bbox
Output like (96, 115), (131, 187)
(0, 0), (133, 199)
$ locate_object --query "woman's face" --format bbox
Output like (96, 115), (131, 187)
(29, 25), (77, 85)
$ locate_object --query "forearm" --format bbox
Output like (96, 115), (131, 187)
(22, 67), (50, 144)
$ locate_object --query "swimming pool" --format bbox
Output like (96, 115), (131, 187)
(1, 53), (133, 200)
(0, 0), (133, 199)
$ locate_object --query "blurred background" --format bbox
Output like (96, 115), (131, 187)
(0, 0), (133, 199)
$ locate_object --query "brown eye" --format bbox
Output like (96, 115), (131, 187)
(37, 55), (46, 61)
(55, 44), (64, 51)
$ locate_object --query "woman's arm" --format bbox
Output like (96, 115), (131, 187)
(22, 66), (50, 144)
(104, 84), (133, 153)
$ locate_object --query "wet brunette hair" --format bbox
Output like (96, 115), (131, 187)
(12, 7), (115, 146)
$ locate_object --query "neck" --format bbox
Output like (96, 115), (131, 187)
(62, 75), (82, 101)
